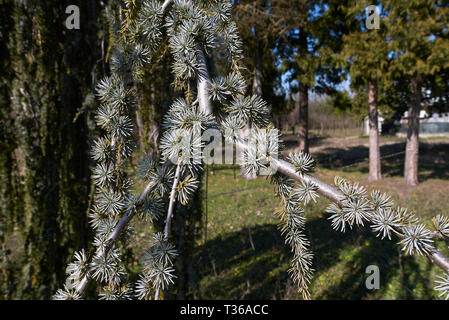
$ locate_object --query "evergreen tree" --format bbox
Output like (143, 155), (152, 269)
(386, 0), (449, 186)
(276, 0), (316, 153)
(233, 1), (284, 105)
(277, 0), (350, 153)
(56, 0), (449, 300)
(232, 1), (285, 178)
(340, 1), (389, 182)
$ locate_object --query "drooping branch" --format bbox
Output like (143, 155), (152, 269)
(195, 43), (213, 115)
(161, 0), (174, 12)
(430, 249), (449, 273)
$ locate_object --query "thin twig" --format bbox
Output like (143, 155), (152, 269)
(156, 163), (181, 300)
(164, 164), (181, 241)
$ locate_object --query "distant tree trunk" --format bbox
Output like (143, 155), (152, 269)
(135, 109), (144, 147)
(297, 33), (309, 153)
(368, 80), (381, 182)
(404, 74), (422, 186)
(148, 82), (159, 151)
(298, 82), (309, 153)
(252, 41), (263, 97)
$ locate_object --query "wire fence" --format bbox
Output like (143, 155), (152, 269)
(339, 151), (405, 169)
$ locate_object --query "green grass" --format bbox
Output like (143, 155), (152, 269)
(127, 164), (449, 299)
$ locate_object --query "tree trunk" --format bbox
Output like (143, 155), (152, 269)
(252, 41), (262, 97)
(404, 74), (422, 186)
(135, 109), (144, 147)
(298, 82), (309, 153)
(297, 32), (309, 153)
(7, 0), (102, 298)
(368, 80), (381, 182)
(148, 82), (159, 151)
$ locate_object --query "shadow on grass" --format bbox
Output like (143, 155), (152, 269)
(195, 217), (435, 299)
(281, 135), (331, 152)
(312, 141), (449, 181)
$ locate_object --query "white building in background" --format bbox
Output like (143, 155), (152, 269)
(400, 110), (449, 123)
(363, 115), (385, 135)
(400, 110), (429, 123)
(396, 111), (449, 137)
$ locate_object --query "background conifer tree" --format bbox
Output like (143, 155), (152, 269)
(340, 1), (389, 182)
(386, 0), (449, 186)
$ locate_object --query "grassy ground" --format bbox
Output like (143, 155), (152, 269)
(127, 135), (449, 300)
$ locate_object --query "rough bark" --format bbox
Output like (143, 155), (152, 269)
(6, 0), (105, 298)
(368, 80), (381, 182)
(404, 74), (422, 186)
